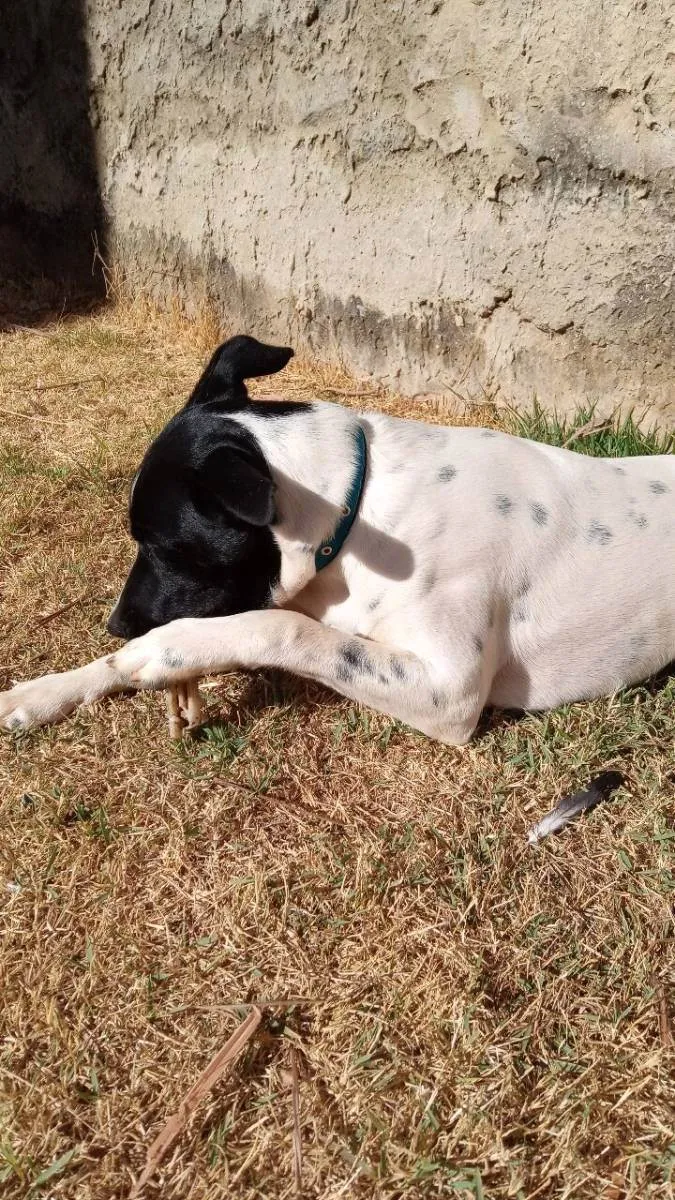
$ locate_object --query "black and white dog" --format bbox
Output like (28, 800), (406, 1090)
(1, 336), (674, 744)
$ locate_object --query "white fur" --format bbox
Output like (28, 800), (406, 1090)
(1, 403), (674, 744)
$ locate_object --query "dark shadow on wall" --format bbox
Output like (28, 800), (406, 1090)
(0, 2), (106, 325)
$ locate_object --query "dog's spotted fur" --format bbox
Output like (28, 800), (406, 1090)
(1, 336), (674, 744)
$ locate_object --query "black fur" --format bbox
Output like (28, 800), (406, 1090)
(186, 334), (294, 408)
(107, 337), (304, 639)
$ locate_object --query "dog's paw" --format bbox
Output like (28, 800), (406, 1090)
(0, 675), (78, 731)
(107, 621), (197, 688)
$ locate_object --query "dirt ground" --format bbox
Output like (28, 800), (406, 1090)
(1, 300), (673, 1199)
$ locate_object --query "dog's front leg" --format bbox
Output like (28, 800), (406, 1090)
(0, 656), (132, 731)
(108, 610), (485, 745)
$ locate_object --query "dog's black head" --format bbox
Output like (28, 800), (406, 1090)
(107, 335), (301, 639)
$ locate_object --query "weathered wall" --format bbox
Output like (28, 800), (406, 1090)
(4, 1), (674, 416)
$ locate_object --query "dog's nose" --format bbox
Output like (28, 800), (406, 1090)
(106, 607), (127, 639)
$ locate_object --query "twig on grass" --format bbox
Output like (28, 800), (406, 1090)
(654, 979), (672, 1048)
(320, 387), (383, 399)
(36, 592), (104, 627)
(5, 323), (55, 336)
(36, 376), (104, 392)
(290, 1045), (303, 1195)
(562, 412), (616, 448)
(0, 407), (72, 426)
(8, 375), (104, 395)
(219, 995), (322, 1010)
(433, 382), (472, 410)
(129, 1006), (262, 1197)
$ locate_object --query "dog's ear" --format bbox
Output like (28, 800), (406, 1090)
(187, 335), (294, 408)
(193, 442), (276, 527)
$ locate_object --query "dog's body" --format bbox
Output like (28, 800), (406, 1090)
(1, 337), (674, 742)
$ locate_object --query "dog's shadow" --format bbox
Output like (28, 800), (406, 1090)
(205, 669), (341, 730)
(477, 658), (675, 739)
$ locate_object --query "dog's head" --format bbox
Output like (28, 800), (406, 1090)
(107, 335), (299, 639)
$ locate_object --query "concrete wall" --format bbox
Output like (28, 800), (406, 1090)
(4, 2), (674, 417)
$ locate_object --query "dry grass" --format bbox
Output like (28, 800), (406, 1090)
(1, 299), (674, 1200)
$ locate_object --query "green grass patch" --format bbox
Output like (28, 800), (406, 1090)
(506, 400), (674, 457)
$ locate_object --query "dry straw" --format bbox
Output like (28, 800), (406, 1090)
(129, 1006), (262, 1196)
(0, 296), (673, 1199)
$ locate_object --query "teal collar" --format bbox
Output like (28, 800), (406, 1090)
(315, 425), (367, 571)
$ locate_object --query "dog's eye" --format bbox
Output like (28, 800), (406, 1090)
(154, 542), (213, 572)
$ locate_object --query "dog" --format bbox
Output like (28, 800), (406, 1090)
(1, 335), (674, 745)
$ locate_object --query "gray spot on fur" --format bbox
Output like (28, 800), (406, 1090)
(377, 672), (389, 686)
(516, 578), (531, 598)
(431, 690), (442, 708)
(630, 633), (649, 652)
(438, 465), (457, 483)
(421, 568), (437, 593)
(162, 649), (184, 669)
(513, 606), (528, 623)
(7, 715), (24, 730)
(649, 480), (669, 495)
(336, 662), (355, 684)
(472, 634), (484, 654)
(587, 520), (613, 546)
(613, 465), (626, 475)
(495, 494), (515, 516)
(339, 641), (375, 678)
(628, 509), (648, 529)
(300, 543), (313, 555)
(488, 602), (497, 628)
(390, 656), (407, 682)
(530, 501), (548, 526)
(368, 596), (382, 612)
(481, 429), (498, 438)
